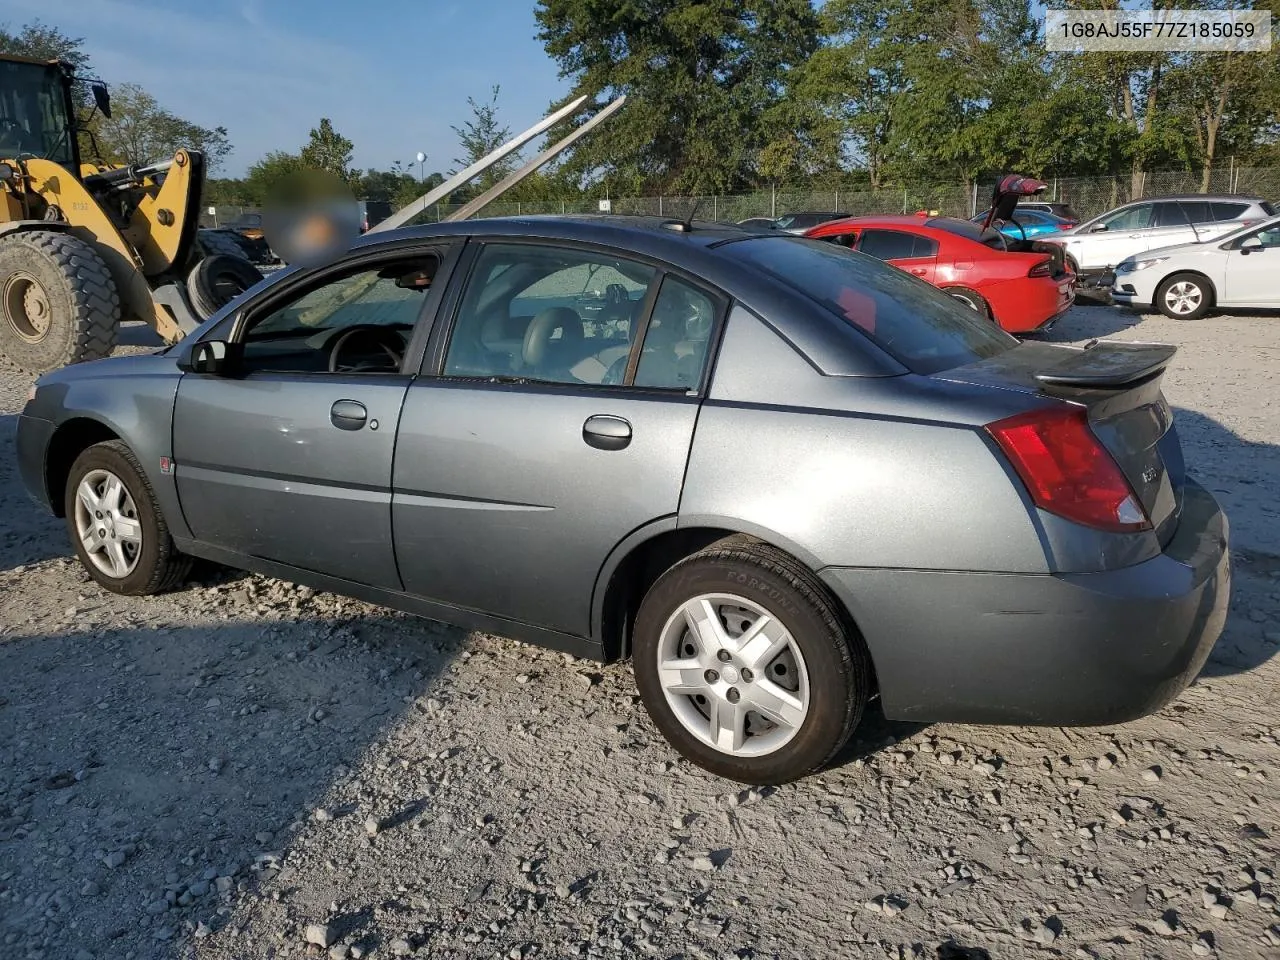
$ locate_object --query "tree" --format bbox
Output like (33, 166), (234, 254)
(535, 0), (819, 194)
(242, 151), (305, 204)
(300, 118), (354, 182)
(90, 83), (232, 172)
(0, 18), (91, 71)
(450, 86), (518, 193)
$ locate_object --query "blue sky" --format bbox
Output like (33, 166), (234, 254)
(5, 0), (572, 177)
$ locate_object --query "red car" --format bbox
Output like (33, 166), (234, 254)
(802, 213), (1075, 334)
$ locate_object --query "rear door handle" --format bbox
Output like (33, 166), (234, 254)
(330, 399), (368, 430)
(583, 414), (631, 451)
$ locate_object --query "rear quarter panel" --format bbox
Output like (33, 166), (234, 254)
(680, 305), (1051, 574)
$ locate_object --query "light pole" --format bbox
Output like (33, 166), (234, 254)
(416, 151), (426, 183)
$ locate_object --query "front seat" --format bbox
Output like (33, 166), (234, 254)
(522, 307), (585, 380)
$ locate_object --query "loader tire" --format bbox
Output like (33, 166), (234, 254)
(195, 229), (251, 262)
(186, 254), (264, 321)
(0, 230), (120, 375)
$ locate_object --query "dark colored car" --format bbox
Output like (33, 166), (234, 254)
(773, 211), (849, 234)
(16, 215), (1229, 784)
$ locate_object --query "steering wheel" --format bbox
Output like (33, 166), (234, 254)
(522, 307), (583, 370)
(327, 325), (405, 373)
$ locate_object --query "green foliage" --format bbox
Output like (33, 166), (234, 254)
(535, 0), (820, 193)
(450, 86), (518, 192)
(300, 118), (354, 182)
(87, 83), (231, 172)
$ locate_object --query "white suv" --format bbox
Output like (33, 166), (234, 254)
(1041, 195), (1275, 285)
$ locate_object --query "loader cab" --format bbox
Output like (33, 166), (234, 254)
(0, 55), (80, 171)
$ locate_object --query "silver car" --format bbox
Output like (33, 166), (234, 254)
(16, 216), (1230, 785)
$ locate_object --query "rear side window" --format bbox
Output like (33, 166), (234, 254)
(1211, 201), (1249, 220)
(719, 236), (1016, 374)
(858, 229), (936, 260)
(1153, 202), (1190, 227)
(1180, 201), (1213, 223)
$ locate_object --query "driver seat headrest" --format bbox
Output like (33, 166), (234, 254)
(522, 307), (584, 367)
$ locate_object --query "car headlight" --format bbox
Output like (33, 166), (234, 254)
(1118, 256), (1168, 274)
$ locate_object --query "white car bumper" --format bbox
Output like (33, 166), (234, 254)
(1109, 267), (1161, 310)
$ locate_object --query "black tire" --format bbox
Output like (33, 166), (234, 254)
(943, 286), (990, 318)
(632, 536), (871, 784)
(63, 440), (191, 595)
(186, 254), (264, 320)
(0, 230), (119, 374)
(195, 229), (251, 261)
(1155, 272), (1214, 321)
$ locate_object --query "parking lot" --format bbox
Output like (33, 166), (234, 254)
(1, 303), (1278, 960)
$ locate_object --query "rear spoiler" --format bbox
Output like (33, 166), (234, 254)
(1033, 339), (1177, 389)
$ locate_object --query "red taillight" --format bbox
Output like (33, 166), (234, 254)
(986, 406), (1150, 533)
(1028, 259), (1053, 278)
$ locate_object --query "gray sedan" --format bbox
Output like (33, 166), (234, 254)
(16, 215), (1230, 785)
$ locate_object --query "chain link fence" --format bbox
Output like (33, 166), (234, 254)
(202, 166), (1279, 231)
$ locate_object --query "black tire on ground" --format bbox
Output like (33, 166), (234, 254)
(195, 229), (251, 261)
(943, 286), (990, 318)
(0, 230), (120, 374)
(1154, 272), (1214, 321)
(632, 535), (872, 785)
(63, 439), (192, 595)
(186, 254), (265, 320)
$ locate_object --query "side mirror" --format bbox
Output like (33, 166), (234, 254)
(1240, 236), (1264, 253)
(1089, 223), (1109, 233)
(90, 82), (111, 120)
(181, 339), (231, 375)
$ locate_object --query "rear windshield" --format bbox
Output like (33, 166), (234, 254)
(929, 217), (1007, 250)
(719, 236), (1017, 374)
(1262, 200), (1276, 216)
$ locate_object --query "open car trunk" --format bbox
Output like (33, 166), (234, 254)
(980, 174), (1075, 280)
(937, 339), (1185, 545)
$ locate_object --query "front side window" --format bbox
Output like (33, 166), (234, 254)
(719, 236), (1015, 375)
(1250, 224), (1280, 248)
(1100, 204), (1153, 231)
(0, 60), (74, 166)
(237, 255), (440, 373)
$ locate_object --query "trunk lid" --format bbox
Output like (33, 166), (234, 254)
(938, 339), (1185, 542)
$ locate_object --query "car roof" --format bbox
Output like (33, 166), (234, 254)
(1114, 194), (1266, 204)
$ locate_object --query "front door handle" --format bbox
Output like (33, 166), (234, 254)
(583, 414), (631, 451)
(330, 399), (368, 430)
(909, 267), (927, 276)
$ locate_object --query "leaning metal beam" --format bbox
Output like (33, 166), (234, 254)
(368, 95), (588, 233)
(444, 95), (627, 223)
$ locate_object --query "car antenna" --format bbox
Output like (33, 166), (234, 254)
(664, 198), (704, 233)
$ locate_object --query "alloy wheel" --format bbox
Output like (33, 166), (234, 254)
(656, 593), (809, 757)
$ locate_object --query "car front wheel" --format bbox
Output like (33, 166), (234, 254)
(64, 440), (191, 595)
(632, 536), (871, 784)
(1155, 273), (1213, 320)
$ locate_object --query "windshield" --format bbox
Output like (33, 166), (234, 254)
(719, 236), (1017, 374)
(0, 59), (74, 165)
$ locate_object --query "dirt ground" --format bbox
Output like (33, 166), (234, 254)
(1, 303), (1278, 960)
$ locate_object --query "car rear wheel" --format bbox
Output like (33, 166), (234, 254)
(632, 536), (871, 784)
(943, 286), (990, 318)
(64, 440), (192, 595)
(1155, 273), (1213, 320)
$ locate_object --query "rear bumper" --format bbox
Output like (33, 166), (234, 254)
(821, 478), (1230, 726)
(16, 413), (54, 513)
(987, 277), (1076, 334)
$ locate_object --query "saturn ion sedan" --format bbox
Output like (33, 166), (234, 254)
(16, 215), (1230, 784)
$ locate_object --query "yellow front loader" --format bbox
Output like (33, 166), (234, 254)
(0, 53), (261, 374)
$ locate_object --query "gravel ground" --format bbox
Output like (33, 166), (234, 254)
(1, 303), (1278, 960)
